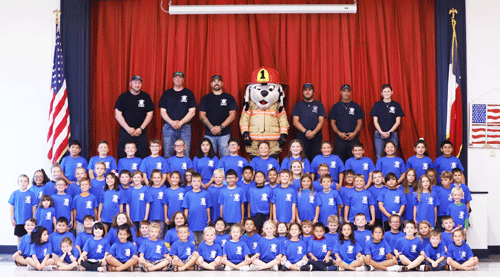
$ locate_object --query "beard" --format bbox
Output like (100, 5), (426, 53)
(213, 85), (222, 91)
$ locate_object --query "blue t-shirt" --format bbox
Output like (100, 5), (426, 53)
(214, 234), (231, 248)
(414, 190), (439, 226)
(148, 186), (167, 221)
(240, 233), (261, 255)
(375, 156), (406, 179)
(365, 239), (393, 262)
(8, 189), (36, 224)
(75, 231), (93, 249)
(117, 157), (143, 173)
(136, 236), (149, 251)
(207, 185), (224, 221)
(51, 193), (73, 222)
(328, 101), (364, 134)
(396, 236), (422, 260)
(163, 187), (186, 221)
(281, 239), (307, 264)
(316, 189), (343, 225)
(109, 241), (137, 263)
(281, 156), (311, 173)
(301, 235), (313, 249)
(310, 154), (345, 183)
(257, 237), (281, 262)
(453, 183), (473, 203)
(377, 187), (407, 221)
(248, 186), (272, 216)
(346, 189), (375, 222)
(158, 88), (197, 121)
(270, 187), (297, 222)
(193, 156), (219, 184)
(292, 99), (326, 132)
(447, 203), (469, 228)
(424, 242), (446, 261)
(163, 228), (195, 246)
(345, 157), (375, 181)
(441, 232), (453, 247)
(333, 240), (362, 263)
(290, 178), (301, 192)
(367, 185), (384, 219)
(403, 187), (416, 221)
(218, 186), (247, 223)
(325, 233), (339, 246)
(384, 231), (405, 249)
(354, 230), (372, 254)
(223, 240), (250, 263)
(90, 179), (105, 201)
(62, 247), (80, 263)
(30, 242), (52, 262)
(34, 207), (55, 233)
(50, 231), (75, 255)
(99, 189), (125, 223)
(30, 185), (45, 203)
(18, 234), (31, 257)
(138, 238), (169, 261)
(296, 189), (318, 221)
(236, 180), (256, 203)
(83, 237), (109, 260)
(197, 241), (222, 262)
(250, 156), (280, 177)
(338, 186), (354, 215)
(167, 156), (193, 182)
(370, 100), (405, 132)
(72, 194), (98, 223)
(308, 237), (333, 260)
(182, 190), (212, 231)
(433, 155), (464, 182)
(87, 155), (118, 176)
(139, 156), (169, 180)
(42, 181), (57, 199)
(170, 240), (197, 260)
(127, 186), (153, 222)
(66, 183), (81, 199)
(60, 156), (88, 182)
(406, 155), (433, 179)
(217, 155), (249, 179)
(446, 242), (474, 263)
(105, 227), (137, 245)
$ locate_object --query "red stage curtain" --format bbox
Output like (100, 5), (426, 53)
(90, 0), (437, 161)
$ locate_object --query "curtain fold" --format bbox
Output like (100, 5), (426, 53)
(90, 0), (437, 161)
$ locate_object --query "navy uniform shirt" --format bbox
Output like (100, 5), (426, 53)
(370, 100), (404, 132)
(114, 91), (154, 129)
(158, 88), (197, 121)
(198, 91), (238, 136)
(291, 100), (326, 133)
(328, 101), (364, 134)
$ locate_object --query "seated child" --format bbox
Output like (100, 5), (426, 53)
(440, 216), (455, 247)
(75, 215), (95, 254)
(250, 220), (283, 271)
(214, 218), (231, 248)
(164, 211), (195, 248)
(138, 223), (171, 271)
(26, 226), (55, 271)
(169, 225), (200, 271)
(136, 220), (150, 250)
(353, 213), (372, 253)
(446, 229), (479, 271)
(241, 218), (261, 257)
(106, 225), (138, 272)
(106, 212), (137, 245)
(324, 215), (340, 245)
(333, 222), (364, 271)
(300, 220), (314, 249)
(56, 237), (79, 271)
(79, 222), (109, 272)
(300, 222), (336, 271)
(49, 217), (76, 260)
(12, 218), (37, 266)
(394, 220), (424, 271)
(281, 222), (308, 271)
(417, 220), (432, 248)
(196, 226), (224, 271)
(222, 224), (251, 271)
(422, 229), (447, 271)
(384, 214), (405, 249)
(364, 226), (397, 271)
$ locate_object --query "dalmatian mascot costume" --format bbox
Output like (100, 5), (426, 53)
(240, 67), (289, 158)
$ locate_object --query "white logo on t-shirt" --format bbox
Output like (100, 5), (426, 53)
(131, 163), (138, 170)
(379, 248), (385, 256)
(362, 196), (368, 204)
(312, 106), (318, 113)
(286, 194), (292, 201)
(77, 163), (82, 167)
(208, 160), (214, 167)
(451, 162), (457, 169)
(221, 99), (227, 106)
(64, 199), (70, 206)
(86, 201), (93, 209)
(234, 194), (240, 202)
(210, 250), (217, 258)
(394, 161), (400, 168)
(389, 106), (395, 114)
(139, 193), (144, 201)
(186, 247), (192, 256)
(97, 245), (103, 253)
(330, 161), (336, 168)
(349, 107), (355, 115)
(156, 245), (162, 253)
(428, 197), (434, 205)
(459, 211), (465, 219)
(267, 164), (273, 170)
(271, 244), (277, 252)
(309, 196), (315, 204)
(46, 212), (51, 220)
(182, 163), (187, 170)
(236, 247), (242, 255)
(363, 163), (369, 170)
(25, 196), (31, 204)
(178, 193), (184, 201)
(252, 242), (258, 249)
(394, 196), (400, 203)
(158, 192), (163, 199)
(422, 163), (429, 170)
(125, 249), (131, 256)
(201, 198), (206, 205)
(238, 161), (244, 167)
(322, 244), (327, 252)
(112, 195), (119, 203)
(328, 198), (334, 206)
(138, 99), (145, 108)
(261, 193), (268, 201)
(105, 162), (110, 169)
(156, 162), (162, 169)
(297, 246), (303, 254)
(347, 245), (354, 254)
(411, 245), (417, 253)
(181, 95), (188, 103)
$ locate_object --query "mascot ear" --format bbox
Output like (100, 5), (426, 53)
(244, 85), (250, 111)
(278, 85), (285, 113)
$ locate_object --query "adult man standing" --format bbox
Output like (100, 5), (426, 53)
(328, 84), (364, 162)
(114, 75), (154, 159)
(291, 83), (326, 162)
(198, 75), (238, 157)
(158, 71), (197, 158)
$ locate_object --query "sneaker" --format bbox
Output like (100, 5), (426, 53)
(271, 264), (279, 271)
(401, 266), (409, 272)
(27, 264), (35, 271)
(326, 266), (337, 271)
(279, 264), (288, 271)
(239, 265), (250, 271)
(249, 264), (260, 271)
(419, 265), (431, 272)
(369, 265), (375, 271)
(224, 265), (232, 271)
(300, 265), (313, 271)
(283, 261), (292, 268)
(386, 265), (401, 272)
(338, 267), (345, 271)
(355, 265), (365, 271)
(43, 266), (53, 271)
(296, 260), (307, 267)
(214, 265), (225, 271)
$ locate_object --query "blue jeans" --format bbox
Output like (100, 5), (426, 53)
(205, 134), (230, 157)
(374, 131), (399, 159)
(424, 259), (447, 271)
(163, 123), (192, 158)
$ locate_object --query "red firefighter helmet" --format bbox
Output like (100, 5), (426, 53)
(249, 67), (282, 84)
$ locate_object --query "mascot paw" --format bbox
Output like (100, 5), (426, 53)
(278, 134), (287, 147)
(242, 132), (252, 146)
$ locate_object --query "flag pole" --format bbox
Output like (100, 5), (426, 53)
(53, 10), (61, 30)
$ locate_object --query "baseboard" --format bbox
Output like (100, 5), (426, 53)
(472, 248), (490, 258)
(489, 245), (500, 255)
(0, 245), (16, 254)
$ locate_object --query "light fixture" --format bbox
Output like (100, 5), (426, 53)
(168, 4), (357, 15)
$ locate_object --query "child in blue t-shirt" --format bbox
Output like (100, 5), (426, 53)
(447, 186), (470, 232)
(375, 141), (407, 182)
(50, 217), (76, 258)
(147, 169), (167, 237)
(417, 221), (432, 249)
(433, 140), (465, 183)
(43, 165), (64, 197)
(60, 140), (88, 183)
(9, 174), (37, 243)
(289, 160), (304, 191)
(440, 216), (455, 247)
(378, 172), (406, 230)
(163, 171), (185, 224)
(422, 229), (447, 271)
(394, 220), (424, 271)
(219, 169), (246, 224)
(325, 215), (340, 245)
(196, 226), (224, 271)
(55, 237), (80, 270)
(240, 218), (261, 256)
(384, 214), (405, 249)
(345, 174), (375, 225)
(401, 168), (418, 222)
(300, 222), (336, 271)
(217, 137), (249, 179)
(75, 215), (95, 254)
(117, 142), (143, 175)
(451, 168), (472, 211)
(181, 173), (212, 243)
(316, 174), (343, 225)
(406, 139), (433, 179)
(51, 179), (74, 228)
(167, 139), (194, 183)
(250, 220), (283, 271)
(333, 222), (364, 271)
(250, 142), (280, 177)
(207, 169), (224, 222)
(34, 195), (56, 234)
(30, 169), (49, 203)
(78, 222), (109, 271)
(214, 219), (231, 248)
(312, 163), (334, 191)
(98, 173), (124, 230)
(127, 170), (153, 231)
(163, 211), (195, 248)
(222, 224), (251, 271)
(368, 170), (384, 227)
(139, 139), (168, 185)
(344, 143), (375, 188)
(295, 174), (318, 223)
(13, 218), (37, 266)
(72, 177), (98, 234)
(353, 213), (372, 253)
(311, 141), (345, 185)
(281, 139), (311, 173)
(105, 212), (137, 245)
(26, 226), (55, 270)
(169, 225), (199, 271)
(193, 138), (219, 188)
(88, 140), (118, 179)
(338, 169), (355, 220)
(90, 162), (106, 201)
(106, 225), (138, 271)
(364, 226), (396, 271)
(281, 222), (308, 271)
(237, 166), (255, 216)
(247, 171), (272, 231)
(414, 175), (439, 226)
(446, 229), (478, 271)
(271, 170), (297, 223)
(137, 223), (171, 271)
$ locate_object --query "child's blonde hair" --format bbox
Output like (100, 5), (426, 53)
(203, 226), (216, 235)
(212, 168), (225, 178)
(262, 220), (277, 230)
(451, 186), (464, 196)
(327, 215), (339, 224)
(440, 170), (453, 180)
(353, 174), (365, 181)
(150, 223), (160, 231)
(429, 229), (442, 239)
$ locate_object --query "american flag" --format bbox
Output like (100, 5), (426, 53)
(47, 21), (70, 164)
(471, 104), (500, 144)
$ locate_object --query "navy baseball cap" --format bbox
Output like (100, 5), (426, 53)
(173, 71), (184, 78)
(302, 83), (314, 90)
(131, 75), (143, 82)
(211, 75), (222, 82)
(341, 84), (352, 91)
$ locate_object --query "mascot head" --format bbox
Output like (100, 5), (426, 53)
(244, 67), (285, 112)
